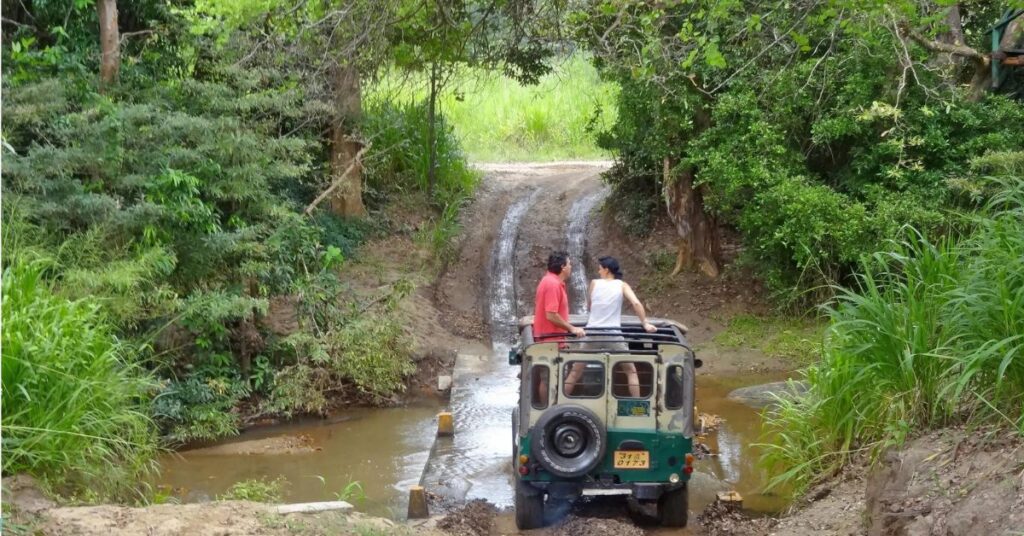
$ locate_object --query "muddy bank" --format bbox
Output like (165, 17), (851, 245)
(702, 426), (1024, 536)
(182, 434), (319, 456)
(23, 502), (442, 536)
(865, 426), (1024, 535)
(4, 475), (439, 536)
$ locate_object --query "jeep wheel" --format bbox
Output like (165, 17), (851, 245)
(529, 405), (606, 478)
(514, 479), (544, 529)
(658, 484), (688, 527)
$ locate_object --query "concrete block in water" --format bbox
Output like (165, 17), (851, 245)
(437, 375), (453, 391)
(437, 412), (454, 436)
(276, 501), (353, 514)
(407, 485), (429, 519)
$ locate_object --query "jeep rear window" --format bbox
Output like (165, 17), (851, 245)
(611, 362), (654, 399)
(531, 365), (549, 409)
(665, 365), (685, 409)
(562, 361), (604, 398)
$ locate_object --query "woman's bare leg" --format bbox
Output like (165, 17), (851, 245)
(564, 362), (587, 395)
(623, 362), (641, 397)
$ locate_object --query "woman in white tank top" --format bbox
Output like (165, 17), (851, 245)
(566, 256), (657, 397)
(585, 256), (657, 333)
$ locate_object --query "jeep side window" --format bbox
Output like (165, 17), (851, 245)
(665, 365), (685, 409)
(563, 361), (604, 398)
(611, 362), (654, 398)
(531, 365), (549, 409)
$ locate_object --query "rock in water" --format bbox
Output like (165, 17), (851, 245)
(727, 380), (808, 409)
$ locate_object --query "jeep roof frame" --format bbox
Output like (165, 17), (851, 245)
(517, 315), (691, 355)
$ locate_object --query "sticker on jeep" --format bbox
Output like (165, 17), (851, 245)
(617, 400), (651, 417)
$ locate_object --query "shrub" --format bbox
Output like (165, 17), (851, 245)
(1, 260), (159, 501)
(151, 377), (247, 444)
(264, 279), (416, 415)
(329, 316), (416, 398)
(217, 477), (286, 502)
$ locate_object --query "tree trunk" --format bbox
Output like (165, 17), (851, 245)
(663, 157), (720, 278)
(940, 5), (966, 46)
(965, 58), (992, 101)
(97, 0), (120, 90)
(329, 63), (366, 217)
(427, 62), (439, 199)
(931, 5), (968, 88)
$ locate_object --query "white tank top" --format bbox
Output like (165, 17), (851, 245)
(586, 279), (624, 328)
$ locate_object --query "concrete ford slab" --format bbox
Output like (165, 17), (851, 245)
(508, 315), (701, 529)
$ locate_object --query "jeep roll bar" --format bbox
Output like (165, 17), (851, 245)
(513, 315), (692, 356)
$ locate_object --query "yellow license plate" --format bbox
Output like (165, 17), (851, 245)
(613, 450), (650, 469)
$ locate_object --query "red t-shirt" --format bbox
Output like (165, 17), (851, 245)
(533, 272), (570, 339)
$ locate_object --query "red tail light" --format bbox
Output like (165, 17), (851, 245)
(518, 465), (530, 475)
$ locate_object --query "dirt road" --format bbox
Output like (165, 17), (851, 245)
(436, 162), (611, 343)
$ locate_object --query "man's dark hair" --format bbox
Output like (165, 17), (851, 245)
(547, 251), (569, 274)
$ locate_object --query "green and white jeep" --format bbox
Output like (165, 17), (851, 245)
(508, 315), (700, 529)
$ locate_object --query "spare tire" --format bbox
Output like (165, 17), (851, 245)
(529, 405), (606, 478)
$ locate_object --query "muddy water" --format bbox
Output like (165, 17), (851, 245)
(689, 373), (791, 514)
(157, 403), (441, 518)
(487, 189), (542, 345)
(158, 373), (787, 522)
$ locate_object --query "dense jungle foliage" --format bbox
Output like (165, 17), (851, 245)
(573, 0), (1024, 301)
(568, 0), (1024, 495)
(1, 0), (554, 499)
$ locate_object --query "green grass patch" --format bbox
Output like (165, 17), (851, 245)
(369, 55), (617, 162)
(714, 314), (824, 364)
(1, 260), (159, 502)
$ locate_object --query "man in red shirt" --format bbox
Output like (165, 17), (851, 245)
(533, 251), (585, 339)
(533, 252), (585, 401)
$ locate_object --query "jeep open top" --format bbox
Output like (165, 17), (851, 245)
(508, 315), (700, 529)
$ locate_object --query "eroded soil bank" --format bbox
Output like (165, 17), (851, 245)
(700, 427), (1024, 536)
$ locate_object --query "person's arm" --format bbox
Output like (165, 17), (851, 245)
(541, 281), (585, 337)
(586, 279), (595, 312)
(623, 282), (657, 333)
(546, 311), (585, 336)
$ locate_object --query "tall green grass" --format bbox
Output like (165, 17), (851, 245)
(368, 55), (617, 162)
(1, 260), (159, 501)
(760, 176), (1024, 496)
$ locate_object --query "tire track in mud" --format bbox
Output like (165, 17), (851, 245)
(566, 189), (609, 314)
(420, 188), (542, 507)
(488, 188), (543, 350)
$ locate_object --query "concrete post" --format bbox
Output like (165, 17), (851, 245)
(437, 412), (454, 436)
(407, 485), (429, 519)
